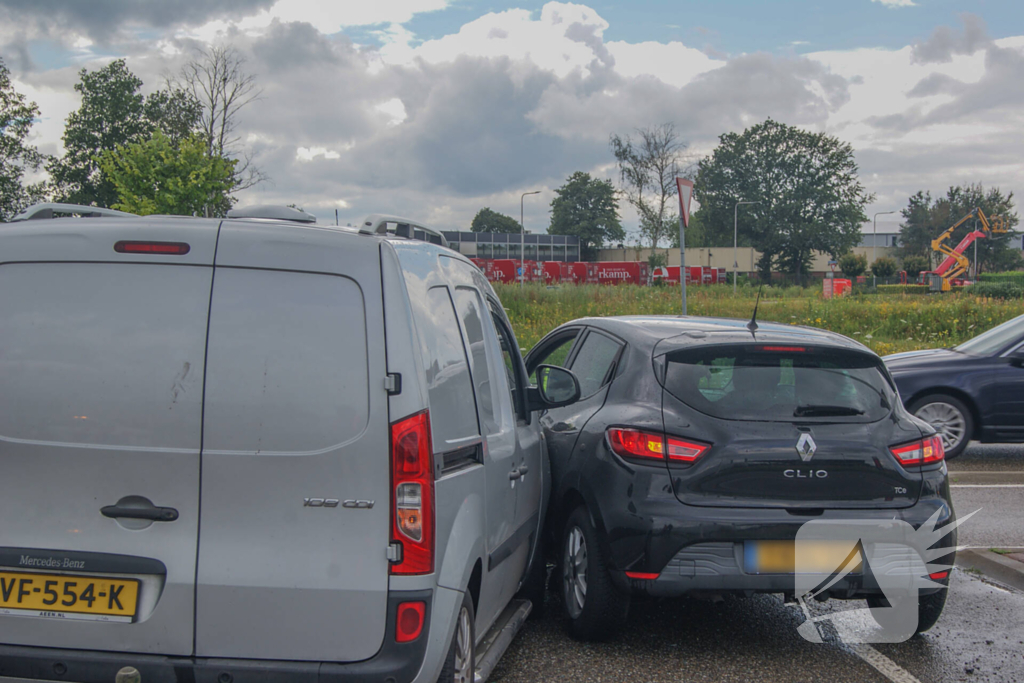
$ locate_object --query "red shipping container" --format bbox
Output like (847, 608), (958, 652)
(597, 261), (649, 285)
(542, 261), (562, 284)
(488, 259), (518, 284)
(564, 262), (596, 284)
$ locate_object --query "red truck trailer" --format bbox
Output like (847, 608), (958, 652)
(596, 261), (650, 285)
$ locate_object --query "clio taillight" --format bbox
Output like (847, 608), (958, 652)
(607, 427), (710, 464)
(890, 435), (945, 468)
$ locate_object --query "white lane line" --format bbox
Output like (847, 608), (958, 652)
(950, 484), (1024, 488)
(849, 643), (925, 683)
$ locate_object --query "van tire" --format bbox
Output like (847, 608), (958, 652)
(560, 506), (629, 641)
(516, 537), (548, 620)
(437, 592), (475, 683)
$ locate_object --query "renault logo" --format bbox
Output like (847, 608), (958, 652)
(796, 433), (816, 462)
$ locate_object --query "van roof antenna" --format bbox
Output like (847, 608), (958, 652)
(747, 284), (764, 334)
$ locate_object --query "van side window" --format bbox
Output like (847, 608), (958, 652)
(418, 287), (481, 449)
(452, 287), (499, 434)
(489, 311), (524, 421)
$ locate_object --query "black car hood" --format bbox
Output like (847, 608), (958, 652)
(883, 348), (963, 370)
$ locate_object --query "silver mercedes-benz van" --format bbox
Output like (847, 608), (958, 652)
(0, 204), (581, 683)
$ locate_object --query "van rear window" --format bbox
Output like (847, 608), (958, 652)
(0, 263), (212, 449)
(661, 345), (895, 422)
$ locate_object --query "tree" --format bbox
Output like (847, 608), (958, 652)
(694, 119), (871, 283)
(839, 253), (867, 278)
(901, 255), (930, 279)
(471, 207), (521, 233)
(610, 124), (688, 257)
(98, 131), (236, 217)
(47, 59), (152, 207)
(548, 171), (624, 260)
(896, 184), (1019, 274)
(173, 45), (265, 198)
(144, 88), (203, 147)
(0, 57), (46, 221)
(871, 256), (898, 279)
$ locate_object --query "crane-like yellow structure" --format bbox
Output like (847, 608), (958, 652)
(924, 208), (1007, 291)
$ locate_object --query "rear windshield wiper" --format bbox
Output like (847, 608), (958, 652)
(794, 405), (865, 417)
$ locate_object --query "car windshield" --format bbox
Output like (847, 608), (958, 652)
(953, 314), (1024, 356)
(661, 345), (895, 422)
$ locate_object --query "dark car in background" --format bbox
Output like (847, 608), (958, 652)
(524, 316), (955, 642)
(884, 313), (1024, 459)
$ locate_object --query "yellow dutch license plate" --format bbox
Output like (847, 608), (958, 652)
(0, 571), (139, 622)
(745, 541), (863, 575)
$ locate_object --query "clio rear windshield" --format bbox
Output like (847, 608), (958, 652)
(660, 344), (896, 422)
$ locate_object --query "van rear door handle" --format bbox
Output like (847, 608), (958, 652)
(101, 504), (179, 522)
(509, 468), (522, 480)
(518, 464), (529, 476)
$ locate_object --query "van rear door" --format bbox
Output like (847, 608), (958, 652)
(195, 222), (391, 662)
(0, 220), (217, 655)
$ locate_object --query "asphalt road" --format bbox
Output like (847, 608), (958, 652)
(491, 443), (1024, 683)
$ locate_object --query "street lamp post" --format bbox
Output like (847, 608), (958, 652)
(873, 210), (896, 287)
(733, 201), (759, 295)
(520, 191), (541, 287)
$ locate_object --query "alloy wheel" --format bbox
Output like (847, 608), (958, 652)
(563, 526), (588, 619)
(453, 605), (473, 683)
(915, 401), (966, 452)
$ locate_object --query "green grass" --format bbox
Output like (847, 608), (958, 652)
(495, 282), (1024, 356)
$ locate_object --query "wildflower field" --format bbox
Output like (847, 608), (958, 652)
(495, 283), (1024, 357)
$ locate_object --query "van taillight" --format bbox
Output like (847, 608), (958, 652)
(890, 435), (944, 468)
(390, 411), (434, 575)
(114, 241), (191, 255)
(607, 428), (710, 464)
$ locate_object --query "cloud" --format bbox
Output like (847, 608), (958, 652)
(6, 1), (1024, 232)
(872, 0), (916, 6)
(911, 14), (989, 64)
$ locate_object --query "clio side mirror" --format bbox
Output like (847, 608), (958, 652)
(527, 365), (581, 411)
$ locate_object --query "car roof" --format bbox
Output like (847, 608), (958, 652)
(0, 213), (464, 264)
(567, 315), (872, 355)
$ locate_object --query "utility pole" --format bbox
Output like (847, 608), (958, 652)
(734, 201), (758, 295)
(520, 191), (540, 287)
(873, 210), (896, 287)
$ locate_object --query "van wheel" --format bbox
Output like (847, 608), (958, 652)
(561, 506), (629, 641)
(437, 592), (475, 683)
(909, 394), (973, 459)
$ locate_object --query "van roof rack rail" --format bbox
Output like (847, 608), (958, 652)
(362, 214), (448, 248)
(9, 203), (137, 222)
(227, 205), (317, 224)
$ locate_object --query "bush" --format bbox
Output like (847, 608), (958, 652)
(871, 256), (898, 278)
(839, 253), (868, 278)
(979, 271), (1024, 283)
(877, 284), (929, 295)
(901, 255), (930, 278)
(966, 282), (1024, 299)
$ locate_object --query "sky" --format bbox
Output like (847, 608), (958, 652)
(2, 0), (1023, 236)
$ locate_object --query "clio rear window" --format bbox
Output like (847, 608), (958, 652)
(660, 345), (895, 422)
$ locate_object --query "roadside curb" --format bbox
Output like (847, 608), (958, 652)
(956, 549), (1024, 592)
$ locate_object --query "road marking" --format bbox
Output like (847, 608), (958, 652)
(950, 484), (1024, 488)
(849, 643), (924, 683)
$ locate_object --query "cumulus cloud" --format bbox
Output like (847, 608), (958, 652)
(911, 14), (990, 64)
(5, 2), (1024, 230)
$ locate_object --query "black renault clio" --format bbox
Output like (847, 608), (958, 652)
(526, 316), (955, 641)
